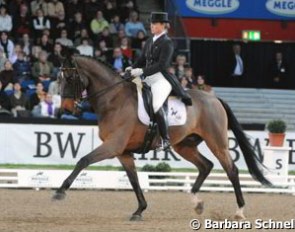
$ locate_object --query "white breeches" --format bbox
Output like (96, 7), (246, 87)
(143, 72), (172, 113)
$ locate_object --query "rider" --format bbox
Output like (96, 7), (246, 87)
(128, 12), (192, 151)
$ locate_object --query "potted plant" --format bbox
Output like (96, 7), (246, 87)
(266, 119), (287, 147)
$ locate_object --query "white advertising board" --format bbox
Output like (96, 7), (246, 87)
(1, 123), (295, 170)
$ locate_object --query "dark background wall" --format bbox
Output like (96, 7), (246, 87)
(190, 40), (295, 89)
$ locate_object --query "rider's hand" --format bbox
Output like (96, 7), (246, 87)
(131, 68), (143, 77)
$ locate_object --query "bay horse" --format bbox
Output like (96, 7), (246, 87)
(54, 55), (270, 220)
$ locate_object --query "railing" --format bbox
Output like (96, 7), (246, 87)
(1, 169), (295, 195)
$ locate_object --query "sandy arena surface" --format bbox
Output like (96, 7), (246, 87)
(1, 189), (294, 232)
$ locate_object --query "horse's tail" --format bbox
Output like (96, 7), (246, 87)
(218, 98), (272, 186)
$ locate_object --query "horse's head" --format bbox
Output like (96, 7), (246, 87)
(58, 56), (86, 113)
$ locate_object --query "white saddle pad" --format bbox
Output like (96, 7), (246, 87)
(137, 89), (187, 126)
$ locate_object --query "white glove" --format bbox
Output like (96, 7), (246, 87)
(131, 68), (143, 77)
(125, 66), (132, 72)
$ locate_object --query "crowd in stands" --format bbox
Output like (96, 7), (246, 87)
(0, 0), (209, 120)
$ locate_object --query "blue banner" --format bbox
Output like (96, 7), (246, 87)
(170, 0), (295, 20)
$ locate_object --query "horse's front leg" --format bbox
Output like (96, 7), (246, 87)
(53, 141), (124, 200)
(117, 152), (147, 221)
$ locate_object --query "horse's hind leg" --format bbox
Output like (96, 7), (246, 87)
(210, 147), (246, 219)
(173, 137), (213, 215)
(117, 152), (147, 221)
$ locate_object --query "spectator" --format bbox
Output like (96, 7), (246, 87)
(90, 10), (109, 38)
(76, 38), (94, 57)
(97, 27), (113, 48)
(30, 0), (48, 16)
(227, 44), (246, 87)
(13, 3), (30, 38)
(184, 67), (196, 88)
(56, 29), (74, 47)
(98, 40), (111, 61)
(48, 79), (61, 108)
(268, 51), (288, 89)
(120, 37), (133, 60)
(66, 0), (84, 23)
(47, 0), (64, 19)
(0, 47), (7, 71)
(9, 82), (30, 117)
(113, 28), (127, 47)
(52, 12), (67, 39)
(94, 49), (107, 62)
(167, 66), (176, 76)
(174, 54), (189, 80)
(74, 28), (93, 47)
(194, 75), (214, 95)
(83, 0), (104, 23)
(131, 30), (147, 49)
(30, 82), (46, 110)
(0, 4), (12, 32)
(104, 1), (117, 22)
(32, 8), (51, 40)
(30, 45), (42, 63)
(118, 0), (136, 23)
(32, 50), (54, 82)
(0, 60), (15, 90)
(70, 12), (86, 39)
(0, 31), (15, 63)
(108, 47), (131, 74)
(13, 51), (31, 83)
(109, 15), (124, 35)
(125, 11), (146, 38)
(19, 33), (33, 56)
(38, 93), (58, 118)
(38, 34), (53, 54)
(180, 77), (190, 90)
(48, 42), (64, 76)
(0, 80), (11, 115)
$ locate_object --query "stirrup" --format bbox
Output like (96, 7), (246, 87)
(156, 139), (171, 152)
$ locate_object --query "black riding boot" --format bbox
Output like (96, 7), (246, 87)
(155, 107), (171, 151)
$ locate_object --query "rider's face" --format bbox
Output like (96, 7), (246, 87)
(150, 22), (165, 35)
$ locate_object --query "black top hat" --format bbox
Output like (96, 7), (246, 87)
(149, 12), (169, 23)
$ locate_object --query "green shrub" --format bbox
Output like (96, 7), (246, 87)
(141, 164), (157, 172)
(155, 162), (171, 172)
(267, 120), (287, 133)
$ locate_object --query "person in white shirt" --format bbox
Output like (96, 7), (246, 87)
(230, 44), (246, 87)
(0, 31), (15, 63)
(32, 8), (51, 39)
(76, 38), (94, 57)
(56, 29), (74, 47)
(0, 4), (12, 32)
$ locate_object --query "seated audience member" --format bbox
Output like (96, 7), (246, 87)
(94, 49), (107, 62)
(109, 15), (124, 35)
(0, 60), (15, 90)
(19, 33), (32, 57)
(30, 82), (46, 110)
(13, 3), (31, 38)
(74, 28), (93, 47)
(120, 37), (133, 60)
(0, 80), (11, 115)
(104, 1), (117, 22)
(9, 82), (30, 117)
(30, 0), (48, 16)
(180, 77), (190, 90)
(13, 51), (31, 83)
(52, 12), (67, 39)
(268, 51), (289, 89)
(131, 30), (147, 49)
(125, 11), (146, 38)
(167, 66), (176, 76)
(47, 0), (64, 20)
(76, 38), (94, 57)
(48, 78), (61, 108)
(34, 93), (58, 118)
(0, 4), (12, 33)
(70, 11), (87, 38)
(30, 45), (42, 63)
(195, 75), (214, 95)
(108, 47), (131, 74)
(66, 1), (84, 23)
(118, 0), (136, 23)
(0, 31), (15, 63)
(48, 42), (64, 76)
(83, 0), (104, 23)
(97, 27), (113, 48)
(32, 51), (54, 82)
(56, 29), (74, 47)
(32, 8), (51, 40)
(0, 47), (7, 71)
(90, 10), (109, 38)
(184, 67), (196, 89)
(38, 34), (53, 54)
(174, 54), (189, 80)
(98, 40), (112, 61)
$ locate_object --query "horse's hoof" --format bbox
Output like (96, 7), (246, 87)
(129, 214), (143, 221)
(52, 192), (66, 201)
(194, 201), (204, 215)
